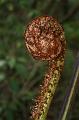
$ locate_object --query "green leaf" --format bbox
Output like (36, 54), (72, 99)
(9, 80), (20, 94)
(0, 73), (5, 82)
(0, 60), (6, 67)
(15, 63), (28, 78)
(6, 109), (14, 120)
(7, 57), (16, 69)
(64, 50), (75, 80)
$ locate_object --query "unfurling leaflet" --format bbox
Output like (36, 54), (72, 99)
(24, 16), (66, 120)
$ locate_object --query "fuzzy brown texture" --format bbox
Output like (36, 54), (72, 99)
(24, 16), (65, 60)
(24, 16), (66, 120)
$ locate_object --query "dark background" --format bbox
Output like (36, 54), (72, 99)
(0, 0), (79, 120)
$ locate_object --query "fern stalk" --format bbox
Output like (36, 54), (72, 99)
(24, 16), (66, 120)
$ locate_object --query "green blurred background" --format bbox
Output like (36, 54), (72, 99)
(0, 0), (79, 120)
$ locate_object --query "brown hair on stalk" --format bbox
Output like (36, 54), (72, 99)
(24, 16), (66, 120)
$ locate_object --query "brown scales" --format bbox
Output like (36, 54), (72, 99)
(24, 16), (66, 120)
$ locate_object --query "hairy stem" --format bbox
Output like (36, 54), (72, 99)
(24, 16), (66, 120)
(31, 57), (64, 120)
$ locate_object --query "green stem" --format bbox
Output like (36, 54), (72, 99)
(40, 70), (60, 120)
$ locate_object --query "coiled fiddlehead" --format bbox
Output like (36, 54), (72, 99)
(24, 16), (66, 120)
